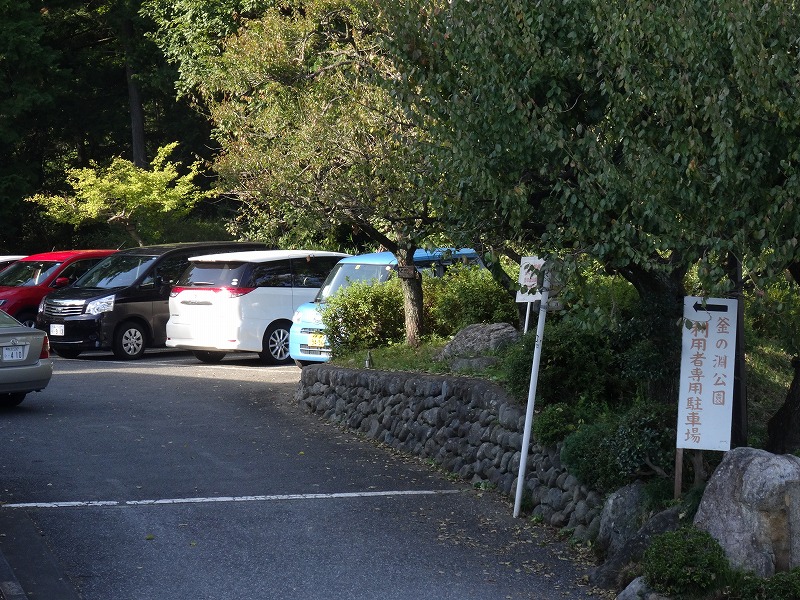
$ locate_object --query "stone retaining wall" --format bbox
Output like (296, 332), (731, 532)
(295, 364), (604, 542)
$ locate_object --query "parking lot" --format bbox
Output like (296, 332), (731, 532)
(0, 351), (603, 600)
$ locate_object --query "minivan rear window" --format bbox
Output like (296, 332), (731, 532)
(176, 262), (249, 287)
(74, 255), (158, 289)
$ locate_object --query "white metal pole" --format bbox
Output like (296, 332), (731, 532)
(514, 272), (550, 518)
(523, 301), (531, 333)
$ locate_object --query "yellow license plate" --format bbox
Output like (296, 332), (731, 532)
(309, 333), (326, 348)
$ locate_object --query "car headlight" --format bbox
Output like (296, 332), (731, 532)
(86, 294), (115, 315)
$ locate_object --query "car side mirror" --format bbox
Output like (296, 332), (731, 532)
(52, 277), (71, 288)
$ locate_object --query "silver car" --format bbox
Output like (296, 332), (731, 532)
(0, 310), (53, 406)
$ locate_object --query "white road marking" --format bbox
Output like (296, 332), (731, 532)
(2, 489), (460, 509)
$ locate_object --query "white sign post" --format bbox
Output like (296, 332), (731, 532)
(517, 256), (544, 333)
(514, 269), (550, 518)
(676, 296), (738, 452)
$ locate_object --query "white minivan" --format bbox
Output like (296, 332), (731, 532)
(166, 250), (349, 364)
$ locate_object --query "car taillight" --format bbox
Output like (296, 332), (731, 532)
(40, 335), (50, 359)
(170, 287), (187, 297)
(223, 287), (255, 298)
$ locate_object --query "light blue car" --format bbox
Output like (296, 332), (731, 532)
(288, 248), (481, 367)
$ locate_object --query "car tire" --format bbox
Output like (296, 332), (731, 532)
(53, 347), (82, 359)
(193, 350), (226, 364)
(113, 321), (146, 360)
(15, 311), (37, 329)
(0, 393), (26, 407)
(259, 321), (292, 365)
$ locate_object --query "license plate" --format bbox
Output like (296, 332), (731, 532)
(3, 346), (24, 361)
(50, 324), (65, 336)
(309, 333), (326, 348)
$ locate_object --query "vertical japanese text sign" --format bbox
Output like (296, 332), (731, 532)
(676, 297), (738, 451)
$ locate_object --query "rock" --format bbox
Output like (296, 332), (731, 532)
(616, 576), (671, 600)
(437, 323), (520, 360)
(693, 447), (800, 577)
(596, 481), (647, 558)
(591, 505), (681, 590)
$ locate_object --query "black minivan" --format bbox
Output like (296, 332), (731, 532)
(37, 242), (266, 359)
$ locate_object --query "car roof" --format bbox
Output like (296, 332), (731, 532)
(189, 250), (351, 264)
(114, 241), (267, 257)
(17, 249), (117, 262)
(0, 255), (26, 261)
(336, 248), (479, 266)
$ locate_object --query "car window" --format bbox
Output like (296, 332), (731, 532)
(292, 256), (342, 288)
(148, 253), (194, 286)
(250, 260), (292, 288)
(176, 262), (249, 287)
(74, 255), (158, 288)
(0, 261), (61, 287)
(57, 258), (105, 284)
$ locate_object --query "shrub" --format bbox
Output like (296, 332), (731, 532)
(643, 527), (729, 598)
(560, 420), (626, 492)
(497, 318), (626, 407)
(322, 278), (405, 356)
(560, 402), (676, 492)
(428, 264), (518, 335)
(727, 568), (800, 600)
(532, 400), (605, 448)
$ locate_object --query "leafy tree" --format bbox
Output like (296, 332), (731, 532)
(28, 143), (208, 246)
(188, 0), (447, 345)
(383, 1), (800, 406)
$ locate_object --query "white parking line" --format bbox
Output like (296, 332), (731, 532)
(1, 489), (461, 509)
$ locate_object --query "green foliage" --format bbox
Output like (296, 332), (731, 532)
(27, 143), (209, 246)
(531, 401), (604, 448)
(561, 402), (676, 493)
(727, 568), (800, 600)
(560, 420), (624, 493)
(426, 264), (519, 335)
(322, 278), (406, 356)
(643, 527), (729, 598)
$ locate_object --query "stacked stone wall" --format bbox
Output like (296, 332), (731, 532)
(295, 364), (603, 542)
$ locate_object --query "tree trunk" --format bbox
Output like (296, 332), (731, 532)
(396, 246), (423, 347)
(616, 261), (687, 404)
(765, 262), (800, 453)
(121, 17), (146, 167)
(766, 357), (800, 454)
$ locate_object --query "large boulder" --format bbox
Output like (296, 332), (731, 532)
(437, 323), (520, 360)
(596, 481), (647, 558)
(693, 447), (800, 577)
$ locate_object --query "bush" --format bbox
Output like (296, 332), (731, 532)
(497, 318), (626, 407)
(727, 568), (800, 600)
(532, 400), (605, 448)
(428, 264), (518, 335)
(643, 527), (729, 598)
(560, 402), (676, 492)
(560, 420), (626, 492)
(322, 278), (405, 356)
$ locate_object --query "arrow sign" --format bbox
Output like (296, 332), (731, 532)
(693, 301), (729, 313)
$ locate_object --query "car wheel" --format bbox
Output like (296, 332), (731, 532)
(193, 350), (226, 364)
(113, 321), (146, 360)
(16, 312), (37, 329)
(53, 347), (82, 359)
(0, 393), (26, 407)
(259, 321), (292, 365)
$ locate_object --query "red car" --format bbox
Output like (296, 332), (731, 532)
(0, 250), (117, 328)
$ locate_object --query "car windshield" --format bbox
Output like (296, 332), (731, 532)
(176, 262), (248, 287)
(315, 263), (392, 301)
(0, 261), (61, 287)
(73, 255), (158, 289)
